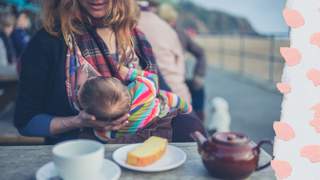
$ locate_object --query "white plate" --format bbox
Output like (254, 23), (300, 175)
(112, 144), (186, 172)
(35, 159), (121, 180)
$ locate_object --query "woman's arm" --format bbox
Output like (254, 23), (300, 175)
(17, 114), (58, 138)
(18, 110), (129, 137)
(14, 30), (54, 129)
(50, 111), (129, 135)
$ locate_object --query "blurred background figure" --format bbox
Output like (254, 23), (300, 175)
(0, 9), (16, 67)
(11, 11), (30, 57)
(158, 4), (207, 121)
(137, 0), (192, 104)
(149, 1), (159, 13)
(206, 97), (231, 134)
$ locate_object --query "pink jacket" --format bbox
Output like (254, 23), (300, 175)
(138, 11), (191, 103)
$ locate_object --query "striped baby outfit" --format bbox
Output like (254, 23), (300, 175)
(94, 68), (192, 142)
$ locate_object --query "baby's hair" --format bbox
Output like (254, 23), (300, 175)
(78, 76), (132, 122)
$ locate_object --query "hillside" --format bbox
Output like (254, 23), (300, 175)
(156, 0), (258, 35)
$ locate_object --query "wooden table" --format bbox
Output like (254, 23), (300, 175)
(0, 65), (19, 112)
(0, 142), (275, 180)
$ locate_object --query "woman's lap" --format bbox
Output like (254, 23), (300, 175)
(171, 113), (207, 142)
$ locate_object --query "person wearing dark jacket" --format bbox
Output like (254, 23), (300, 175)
(0, 9), (16, 66)
(14, 0), (207, 145)
(10, 12), (30, 57)
(158, 4), (207, 121)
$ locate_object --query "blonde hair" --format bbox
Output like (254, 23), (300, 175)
(78, 76), (132, 122)
(157, 4), (178, 23)
(42, 0), (138, 67)
(0, 9), (15, 32)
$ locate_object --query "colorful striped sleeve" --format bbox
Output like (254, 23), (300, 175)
(126, 68), (159, 96)
(160, 90), (193, 114)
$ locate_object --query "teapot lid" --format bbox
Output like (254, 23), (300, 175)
(211, 132), (250, 146)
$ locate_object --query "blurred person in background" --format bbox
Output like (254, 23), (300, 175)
(158, 4), (206, 121)
(11, 11), (31, 57)
(0, 9), (16, 67)
(137, 0), (192, 104)
(149, 1), (159, 13)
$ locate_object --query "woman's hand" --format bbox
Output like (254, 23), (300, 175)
(77, 111), (130, 131)
(119, 66), (130, 80)
(50, 111), (130, 135)
(193, 75), (203, 91)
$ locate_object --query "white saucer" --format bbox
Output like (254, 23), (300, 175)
(113, 144), (186, 172)
(36, 159), (121, 180)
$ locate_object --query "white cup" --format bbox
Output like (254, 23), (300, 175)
(52, 140), (104, 180)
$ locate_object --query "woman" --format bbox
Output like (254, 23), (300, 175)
(14, 0), (207, 145)
(10, 11), (31, 57)
(0, 9), (16, 66)
(158, 4), (207, 121)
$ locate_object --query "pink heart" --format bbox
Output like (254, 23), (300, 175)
(301, 145), (320, 163)
(273, 121), (295, 141)
(271, 160), (292, 179)
(283, 9), (305, 28)
(310, 33), (320, 49)
(306, 68), (320, 87)
(309, 118), (320, 133)
(277, 83), (291, 93)
(280, 47), (302, 66)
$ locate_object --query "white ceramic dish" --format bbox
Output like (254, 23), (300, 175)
(112, 144), (186, 172)
(35, 159), (121, 180)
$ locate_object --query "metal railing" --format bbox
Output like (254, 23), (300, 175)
(194, 31), (289, 84)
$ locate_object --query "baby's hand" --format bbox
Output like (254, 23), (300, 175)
(129, 57), (139, 69)
(119, 66), (130, 80)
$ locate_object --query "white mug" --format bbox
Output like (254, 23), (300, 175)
(52, 139), (104, 180)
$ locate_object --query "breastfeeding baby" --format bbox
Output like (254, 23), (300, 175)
(78, 66), (192, 142)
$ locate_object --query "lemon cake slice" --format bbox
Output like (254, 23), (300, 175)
(126, 136), (168, 167)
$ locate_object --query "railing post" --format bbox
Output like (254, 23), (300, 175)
(239, 33), (245, 74)
(219, 32), (224, 68)
(269, 35), (275, 83)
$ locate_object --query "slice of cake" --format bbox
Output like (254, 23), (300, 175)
(126, 136), (168, 167)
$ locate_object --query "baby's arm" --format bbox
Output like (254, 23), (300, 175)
(160, 90), (193, 114)
(125, 68), (159, 96)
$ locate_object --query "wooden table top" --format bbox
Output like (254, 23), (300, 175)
(0, 142), (275, 180)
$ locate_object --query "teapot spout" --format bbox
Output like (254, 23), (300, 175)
(190, 131), (207, 153)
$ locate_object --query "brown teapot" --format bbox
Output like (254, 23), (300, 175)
(190, 131), (273, 180)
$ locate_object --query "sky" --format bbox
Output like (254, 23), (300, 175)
(188, 0), (288, 35)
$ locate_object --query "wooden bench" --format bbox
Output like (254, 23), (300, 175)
(0, 65), (45, 145)
(0, 65), (19, 113)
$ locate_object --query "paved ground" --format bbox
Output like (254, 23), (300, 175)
(0, 63), (282, 155)
(200, 65), (282, 156)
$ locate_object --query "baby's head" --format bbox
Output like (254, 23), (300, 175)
(78, 76), (132, 122)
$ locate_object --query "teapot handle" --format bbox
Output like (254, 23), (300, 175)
(255, 140), (273, 171)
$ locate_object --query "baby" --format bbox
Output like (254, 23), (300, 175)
(78, 68), (192, 142)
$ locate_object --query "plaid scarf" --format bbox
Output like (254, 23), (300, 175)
(65, 10), (158, 112)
